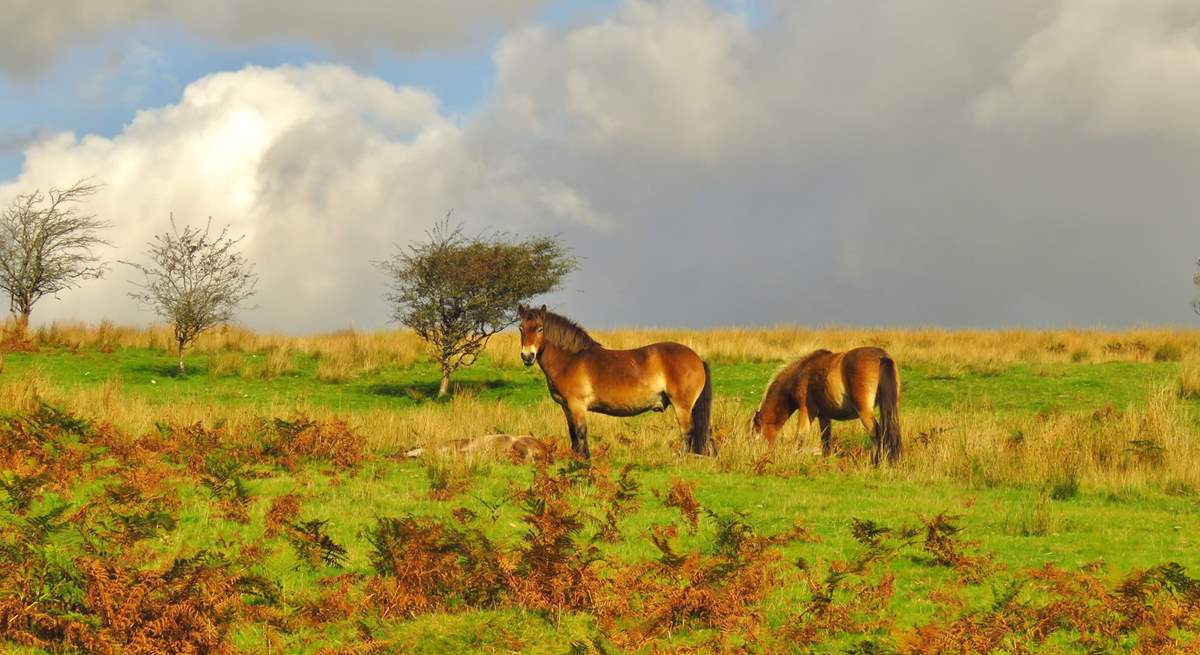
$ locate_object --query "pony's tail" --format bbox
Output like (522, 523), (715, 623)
(690, 362), (714, 455)
(877, 357), (902, 464)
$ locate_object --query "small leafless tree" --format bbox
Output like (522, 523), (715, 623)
(0, 180), (110, 332)
(122, 216), (257, 374)
(379, 217), (577, 398)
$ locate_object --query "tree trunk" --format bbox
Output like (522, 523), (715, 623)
(178, 340), (187, 375)
(437, 370), (451, 398)
(15, 307), (31, 336)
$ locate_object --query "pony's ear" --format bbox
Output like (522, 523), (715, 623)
(539, 304), (547, 313)
(517, 304), (526, 316)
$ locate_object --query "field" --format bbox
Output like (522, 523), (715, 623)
(2, 322), (1200, 653)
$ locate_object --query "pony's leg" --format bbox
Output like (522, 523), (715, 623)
(794, 408), (811, 450)
(566, 402), (592, 458)
(562, 404), (591, 458)
(851, 385), (884, 466)
(560, 405), (579, 452)
(819, 417), (833, 457)
(672, 402), (695, 453)
(858, 410), (881, 466)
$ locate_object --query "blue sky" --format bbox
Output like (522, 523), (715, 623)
(1, 0), (1197, 331)
(0, 0), (672, 176)
(0, 18), (513, 179)
(0, 0), (770, 182)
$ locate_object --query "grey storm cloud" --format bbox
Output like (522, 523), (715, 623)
(1, 0), (1198, 331)
(0, 0), (549, 77)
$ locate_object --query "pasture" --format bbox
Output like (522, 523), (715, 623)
(2, 322), (1199, 653)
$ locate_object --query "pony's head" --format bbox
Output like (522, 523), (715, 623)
(751, 404), (782, 444)
(516, 304), (547, 366)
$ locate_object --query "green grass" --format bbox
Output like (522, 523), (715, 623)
(1, 346), (1184, 414)
(3, 345), (1199, 652)
(18, 452), (1200, 653)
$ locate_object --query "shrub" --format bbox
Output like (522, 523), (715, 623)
(259, 415), (366, 471)
(1153, 343), (1183, 362)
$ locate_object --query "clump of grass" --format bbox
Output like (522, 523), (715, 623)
(1048, 469), (1080, 501)
(1124, 439), (1165, 469)
(315, 351), (355, 383)
(423, 457), (474, 501)
(966, 360), (1005, 378)
(260, 347), (298, 379)
(207, 351), (244, 379)
(1178, 360), (1200, 400)
(1164, 480), (1195, 497)
(1005, 492), (1064, 537)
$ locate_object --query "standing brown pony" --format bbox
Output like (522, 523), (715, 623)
(517, 305), (713, 458)
(752, 347), (901, 465)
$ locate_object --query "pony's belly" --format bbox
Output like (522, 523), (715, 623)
(589, 391), (669, 417)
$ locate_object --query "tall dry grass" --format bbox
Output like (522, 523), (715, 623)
(11, 319), (1200, 368)
(1179, 359), (1200, 400)
(3, 368), (1197, 496)
(5, 319), (1198, 494)
(581, 325), (1199, 366)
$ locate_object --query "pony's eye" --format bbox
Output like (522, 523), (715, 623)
(536, 326), (543, 333)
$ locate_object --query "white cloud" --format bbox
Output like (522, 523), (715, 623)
(1, 0), (549, 77)
(975, 0), (1200, 138)
(4, 1), (1200, 331)
(0, 65), (607, 331)
(484, 1), (757, 164)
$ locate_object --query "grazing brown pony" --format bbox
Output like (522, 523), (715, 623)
(517, 305), (713, 458)
(752, 347), (901, 465)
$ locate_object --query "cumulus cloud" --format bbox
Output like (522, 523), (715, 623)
(975, 0), (1200, 138)
(0, 65), (607, 331)
(1, 0), (549, 77)
(4, 0), (1199, 331)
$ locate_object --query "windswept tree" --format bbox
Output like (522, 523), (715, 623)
(379, 218), (577, 398)
(122, 216), (257, 374)
(0, 180), (110, 332)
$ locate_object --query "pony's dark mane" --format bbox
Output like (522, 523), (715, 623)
(542, 311), (601, 354)
(760, 349), (833, 406)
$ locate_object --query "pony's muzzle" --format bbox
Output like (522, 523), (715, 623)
(521, 352), (535, 366)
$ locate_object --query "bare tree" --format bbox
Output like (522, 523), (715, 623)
(0, 180), (109, 332)
(379, 217), (577, 398)
(122, 216), (257, 374)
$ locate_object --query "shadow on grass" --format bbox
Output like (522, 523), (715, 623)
(367, 378), (515, 402)
(128, 362), (192, 379)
